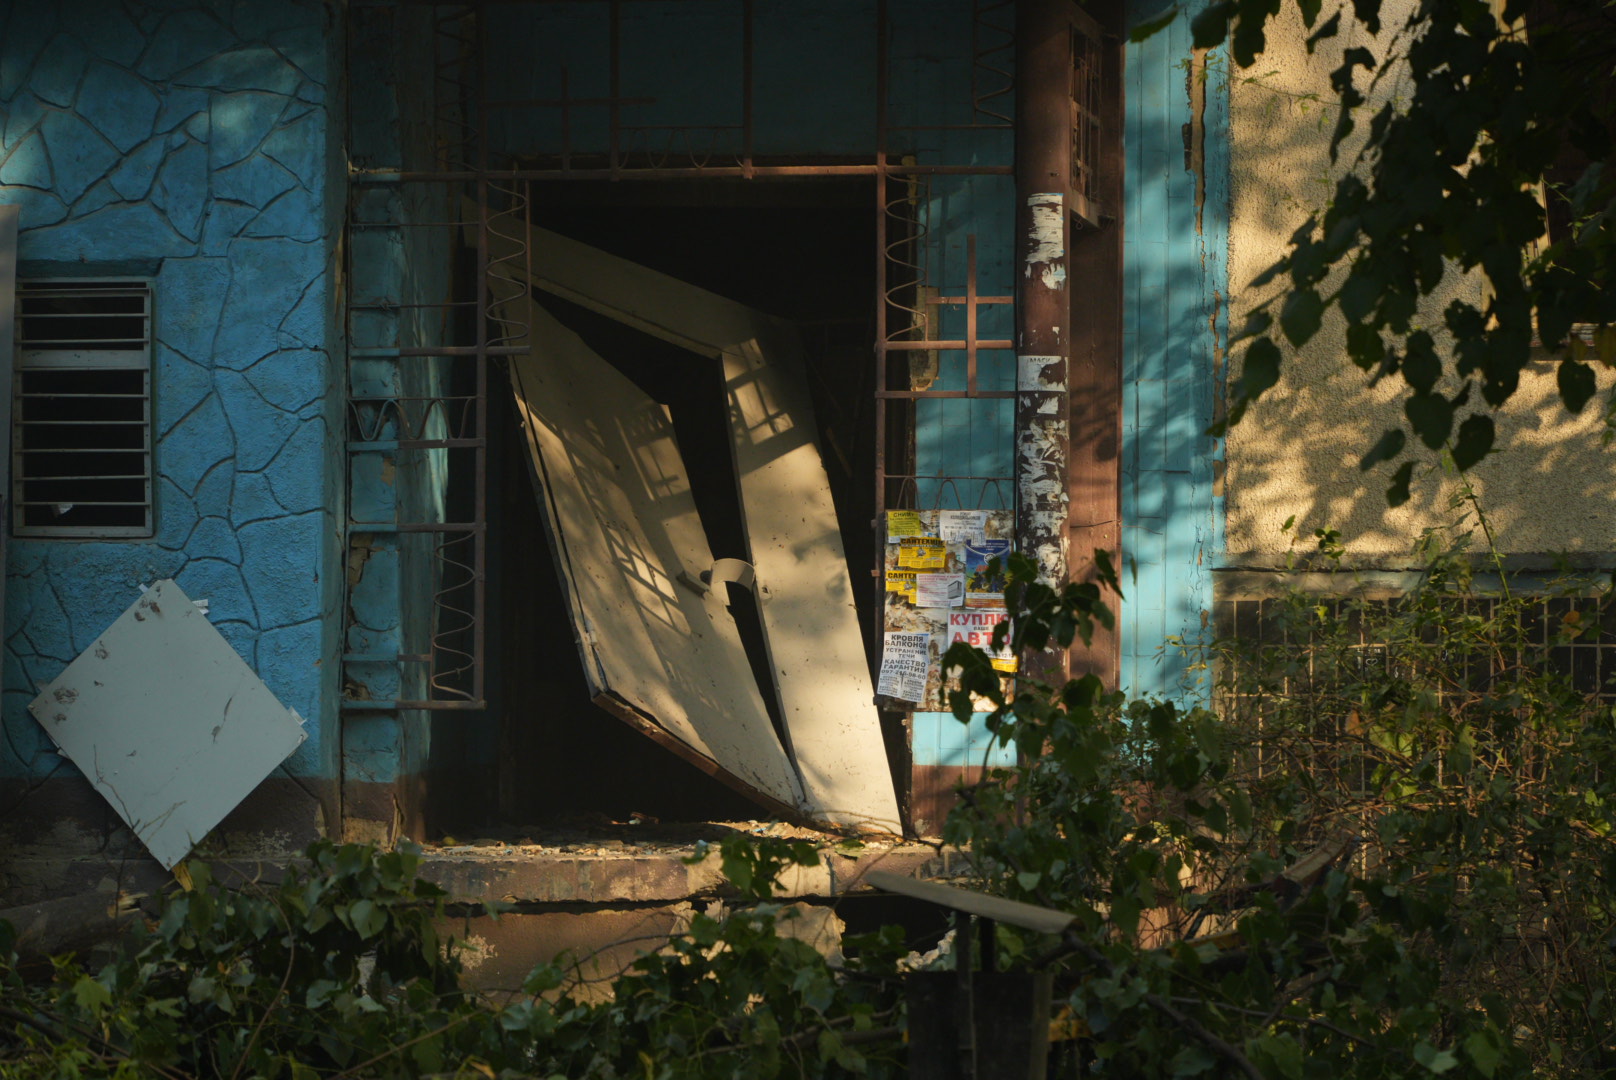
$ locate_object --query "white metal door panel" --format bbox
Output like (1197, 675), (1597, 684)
(508, 224), (900, 832)
(510, 297), (804, 814)
(720, 331), (901, 831)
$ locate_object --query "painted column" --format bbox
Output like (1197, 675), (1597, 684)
(1014, 0), (1072, 684)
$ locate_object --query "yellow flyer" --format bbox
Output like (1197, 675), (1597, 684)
(897, 536), (946, 569)
(886, 509), (924, 541)
(885, 569), (918, 601)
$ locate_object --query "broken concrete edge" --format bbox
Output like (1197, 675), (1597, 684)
(415, 843), (969, 905)
(0, 841), (973, 913)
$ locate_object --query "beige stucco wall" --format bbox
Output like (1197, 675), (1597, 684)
(1225, 1), (1616, 561)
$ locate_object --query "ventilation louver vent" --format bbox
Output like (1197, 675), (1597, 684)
(14, 281), (153, 537)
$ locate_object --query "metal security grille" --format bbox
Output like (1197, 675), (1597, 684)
(13, 281), (153, 537)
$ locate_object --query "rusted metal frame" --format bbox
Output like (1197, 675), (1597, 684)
(352, 345), (525, 356)
(876, 390), (1015, 400)
(884, 339), (1012, 351)
(349, 164), (1013, 181)
(971, 0), (1015, 126)
(1014, 0), (1075, 685)
(872, 0), (892, 663)
(966, 233), (979, 393)
(466, 7), (492, 709)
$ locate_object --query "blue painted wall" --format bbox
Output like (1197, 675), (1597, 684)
(342, 3), (459, 793)
(0, 0), (345, 782)
(1121, 0), (1227, 704)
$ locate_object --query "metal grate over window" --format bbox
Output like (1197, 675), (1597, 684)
(13, 281), (154, 538)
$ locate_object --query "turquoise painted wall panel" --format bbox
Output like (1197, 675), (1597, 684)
(0, 0), (343, 780)
(1121, 0), (1228, 703)
(911, 712), (1016, 769)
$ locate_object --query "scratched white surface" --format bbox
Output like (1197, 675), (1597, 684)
(509, 298), (804, 810)
(28, 579), (306, 869)
(483, 217), (900, 830)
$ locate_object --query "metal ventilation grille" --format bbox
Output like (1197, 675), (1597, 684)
(14, 281), (153, 537)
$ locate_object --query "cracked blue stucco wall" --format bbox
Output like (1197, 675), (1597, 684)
(0, 0), (345, 784)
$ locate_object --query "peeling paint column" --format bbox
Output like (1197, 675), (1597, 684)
(1014, 0), (1073, 684)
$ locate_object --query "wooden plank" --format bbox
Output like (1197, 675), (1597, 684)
(489, 219), (901, 832)
(509, 299), (805, 811)
(1068, 0), (1126, 686)
(862, 870), (1078, 935)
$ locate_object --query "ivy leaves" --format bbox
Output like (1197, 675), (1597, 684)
(1194, 0), (1616, 503)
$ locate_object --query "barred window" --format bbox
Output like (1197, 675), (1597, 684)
(13, 281), (154, 538)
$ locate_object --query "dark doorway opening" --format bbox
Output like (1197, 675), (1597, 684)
(468, 178), (886, 830)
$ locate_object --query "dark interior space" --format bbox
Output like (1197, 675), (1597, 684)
(467, 179), (891, 828)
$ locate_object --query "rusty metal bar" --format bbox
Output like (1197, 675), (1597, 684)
(1014, 0), (1073, 685)
(971, 0), (1016, 127)
(884, 339), (1012, 351)
(872, 0), (891, 667)
(877, 390), (1015, 400)
(350, 164), (1014, 181)
(469, 6), (492, 708)
(966, 233), (979, 394)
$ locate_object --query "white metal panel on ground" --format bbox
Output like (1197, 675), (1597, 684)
(28, 580), (306, 869)
(509, 297), (805, 814)
(506, 224), (900, 832)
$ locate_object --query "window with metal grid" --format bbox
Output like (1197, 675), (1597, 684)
(13, 280), (154, 538)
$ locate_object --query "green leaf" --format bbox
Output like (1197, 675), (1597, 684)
(348, 898), (386, 940)
(1129, 7), (1181, 42)
(1359, 427), (1405, 471)
(1414, 1042), (1460, 1074)
(71, 973), (112, 1014)
(1463, 1031), (1501, 1078)
(1169, 1043), (1217, 1076)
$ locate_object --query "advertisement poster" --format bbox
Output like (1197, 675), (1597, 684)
(885, 509), (923, 541)
(877, 631), (931, 703)
(916, 573), (965, 608)
(939, 510), (988, 545)
(949, 610), (1017, 673)
(880, 509), (1014, 708)
(885, 569), (918, 602)
(963, 538), (1011, 609)
(897, 536), (947, 569)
